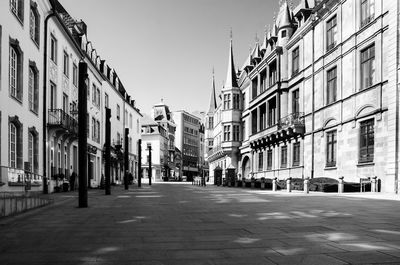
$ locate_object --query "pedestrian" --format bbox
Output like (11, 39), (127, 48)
(70, 172), (76, 191)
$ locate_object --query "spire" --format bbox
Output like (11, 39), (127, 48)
(224, 30), (239, 89)
(207, 68), (217, 114)
(278, 0), (293, 29)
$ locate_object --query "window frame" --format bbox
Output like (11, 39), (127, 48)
(50, 35), (57, 64)
(360, 44), (375, 90)
(361, 0), (375, 28)
(258, 152), (264, 171)
(327, 66), (337, 104)
(292, 47), (300, 76)
(293, 142), (300, 167)
(281, 145), (288, 168)
(359, 119), (374, 163)
(326, 130), (337, 167)
(326, 15), (337, 51)
(29, 2), (40, 46)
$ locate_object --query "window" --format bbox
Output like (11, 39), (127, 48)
(233, 94), (240, 109)
(361, 0), (375, 27)
(28, 63), (39, 113)
(269, 60), (277, 86)
(62, 93), (68, 114)
(9, 117), (22, 169)
(252, 78), (258, 99)
(258, 152), (264, 171)
(292, 89), (300, 114)
(281, 146), (287, 168)
(267, 149), (272, 170)
(9, 123), (17, 168)
(268, 98), (276, 126)
(326, 130), (337, 167)
(105, 93), (109, 108)
(129, 114), (133, 129)
(326, 15), (337, 51)
(223, 94), (231, 110)
(117, 104), (120, 120)
(92, 117), (96, 140)
(92, 84), (96, 104)
(327, 67), (337, 104)
(281, 30), (287, 38)
(359, 119), (374, 163)
(208, 117), (214, 129)
(233, 125), (240, 141)
(30, 3), (40, 45)
(63, 51), (69, 77)
(259, 104), (266, 130)
(260, 70), (266, 93)
(96, 88), (100, 107)
(292, 47), (299, 75)
(251, 110), (257, 134)
(223, 125), (231, 141)
(361, 45), (375, 90)
(125, 110), (128, 125)
(293, 142), (300, 166)
(9, 41), (23, 101)
(96, 120), (100, 143)
(50, 35), (57, 63)
(10, 0), (24, 23)
(49, 82), (57, 110)
(72, 64), (78, 86)
(86, 114), (89, 138)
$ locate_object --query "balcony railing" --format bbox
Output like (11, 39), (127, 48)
(48, 109), (78, 135)
(278, 112), (305, 130)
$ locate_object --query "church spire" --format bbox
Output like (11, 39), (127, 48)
(224, 29), (239, 89)
(207, 68), (217, 114)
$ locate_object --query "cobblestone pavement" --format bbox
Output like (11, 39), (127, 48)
(1, 184), (400, 265)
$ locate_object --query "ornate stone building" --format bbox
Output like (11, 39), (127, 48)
(206, 0), (400, 193)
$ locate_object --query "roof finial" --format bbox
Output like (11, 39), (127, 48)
(161, 98), (163, 103)
(255, 32), (259, 44)
(212, 66), (214, 76)
(230, 27), (233, 41)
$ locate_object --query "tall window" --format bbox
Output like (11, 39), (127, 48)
(267, 149), (272, 170)
(116, 104), (120, 120)
(63, 51), (69, 77)
(326, 130), (337, 167)
(233, 125), (240, 141)
(28, 65), (39, 113)
(208, 117), (214, 129)
(9, 42), (23, 101)
(292, 47), (299, 75)
(96, 88), (100, 107)
(361, 0), (375, 27)
(258, 152), (264, 171)
(293, 142), (300, 166)
(281, 146), (287, 168)
(233, 94), (240, 109)
(50, 35), (57, 63)
(92, 117), (96, 140)
(359, 119), (374, 163)
(252, 78), (258, 99)
(96, 120), (100, 143)
(223, 125), (231, 141)
(62, 93), (68, 113)
(92, 84), (96, 104)
(292, 89), (300, 114)
(50, 82), (57, 110)
(268, 98), (276, 126)
(105, 93), (109, 108)
(327, 67), (337, 104)
(326, 15), (337, 51)
(9, 123), (17, 168)
(30, 4), (40, 45)
(10, 0), (24, 23)
(129, 114), (133, 129)
(269, 60), (277, 86)
(72, 63), (78, 86)
(28, 132), (34, 172)
(259, 104), (266, 130)
(223, 94), (231, 110)
(361, 45), (375, 90)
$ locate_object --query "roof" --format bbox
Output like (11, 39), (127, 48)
(224, 38), (239, 89)
(141, 114), (157, 126)
(207, 71), (217, 114)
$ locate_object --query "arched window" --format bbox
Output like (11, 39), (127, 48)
(10, 123), (17, 168)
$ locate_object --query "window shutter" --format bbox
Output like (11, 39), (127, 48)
(17, 126), (23, 168)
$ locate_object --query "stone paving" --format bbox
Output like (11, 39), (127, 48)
(1, 184), (400, 264)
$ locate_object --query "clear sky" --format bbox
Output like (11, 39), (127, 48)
(60, 0), (285, 115)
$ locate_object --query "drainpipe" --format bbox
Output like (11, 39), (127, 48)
(311, 20), (316, 179)
(42, 7), (56, 194)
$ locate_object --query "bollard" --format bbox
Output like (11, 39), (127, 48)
(261, 178), (266, 190)
(338, 176), (344, 193)
(371, 176), (377, 192)
(286, 178), (292, 193)
(251, 178), (255, 189)
(304, 178), (309, 194)
(272, 177), (277, 191)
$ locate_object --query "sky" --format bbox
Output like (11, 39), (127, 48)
(60, 0), (286, 115)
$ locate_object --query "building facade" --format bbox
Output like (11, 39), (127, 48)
(206, 0), (400, 193)
(0, 0), (142, 192)
(173, 110), (202, 181)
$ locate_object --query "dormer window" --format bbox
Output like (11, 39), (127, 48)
(281, 30), (287, 38)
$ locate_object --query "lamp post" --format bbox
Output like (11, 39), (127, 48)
(105, 108), (111, 195)
(124, 128), (129, 190)
(147, 143), (152, 186)
(78, 61), (88, 208)
(137, 139), (142, 187)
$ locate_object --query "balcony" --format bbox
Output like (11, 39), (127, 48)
(48, 109), (78, 136)
(278, 112), (305, 133)
(206, 145), (225, 162)
(250, 113), (305, 151)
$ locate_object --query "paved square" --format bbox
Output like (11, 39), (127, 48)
(1, 184), (400, 264)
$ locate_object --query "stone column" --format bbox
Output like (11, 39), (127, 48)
(286, 177), (292, 192)
(371, 176), (378, 192)
(304, 178), (309, 194)
(272, 177), (277, 191)
(338, 176), (344, 193)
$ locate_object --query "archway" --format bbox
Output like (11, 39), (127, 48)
(242, 156), (251, 179)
